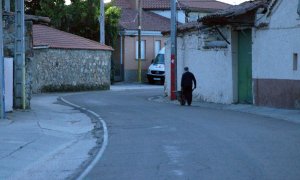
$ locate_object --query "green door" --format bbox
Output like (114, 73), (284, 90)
(238, 29), (253, 104)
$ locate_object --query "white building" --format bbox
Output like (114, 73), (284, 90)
(164, 1), (272, 105)
(252, 0), (300, 109)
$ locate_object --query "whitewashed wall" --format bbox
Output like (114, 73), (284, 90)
(253, 0), (300, 80)
(151, 10), (186, 23)
(165, 29), (235, 104)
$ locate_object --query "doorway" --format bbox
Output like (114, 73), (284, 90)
(238, 29), (253, 104)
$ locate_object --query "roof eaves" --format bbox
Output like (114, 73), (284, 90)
(200, 0), (269, 26)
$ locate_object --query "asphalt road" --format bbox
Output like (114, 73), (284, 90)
(64, 88), (300, 180)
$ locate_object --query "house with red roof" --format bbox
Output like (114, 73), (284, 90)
(31, 24), (113, 93)
(3, 13), (113, 109)
(113, 0), (230, 82)
(164, 0), (300, 109)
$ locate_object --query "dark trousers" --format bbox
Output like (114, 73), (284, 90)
(182, 86), (193, 105)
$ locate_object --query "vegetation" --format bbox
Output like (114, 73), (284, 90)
(25, 0), (121, 47)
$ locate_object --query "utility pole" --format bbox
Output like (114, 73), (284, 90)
(170, 0), (177, 100)
(14, 0), (26, 109)
(137, 0), (142, 83)
(0, 0), (5, 118)
(99, 0), (105, 44)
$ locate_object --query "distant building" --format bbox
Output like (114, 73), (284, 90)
(113, 0), (230, 82)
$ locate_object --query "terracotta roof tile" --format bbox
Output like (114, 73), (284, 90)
(33, 25), (113, 51)
(142, 0), (230, 11)
(114, 0), (230, 11)
(179, 0), (231, 11)
(119, 9), (171, 31)
(201, 0), (268, 23)
(114, 0), (133, 9)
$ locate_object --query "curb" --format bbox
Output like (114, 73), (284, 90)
(149, 95), (300, 124)
(58, 97), (108, 180)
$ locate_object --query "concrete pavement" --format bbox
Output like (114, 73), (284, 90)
(0, 94), (96, 180)
(0, 83), (299, 180)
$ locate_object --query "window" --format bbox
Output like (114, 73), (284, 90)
(136, 40), (146, 60)
(293, 53), (298, 71)
(155, 40), (161, 56)
(201, 28), (228, 49)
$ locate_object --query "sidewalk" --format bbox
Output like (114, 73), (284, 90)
(150, 95), (300, 124)
(0, 94), (96, 180)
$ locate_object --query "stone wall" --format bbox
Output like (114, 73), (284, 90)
(30, 48), (111, 93)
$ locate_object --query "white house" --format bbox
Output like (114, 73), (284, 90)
(164, 1), (268, 105)
(252, 0), (300, 109)
(165, 0), (300, 109)
(165, 24), (236, 104)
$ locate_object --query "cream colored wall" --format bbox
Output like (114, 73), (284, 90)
(123, 35), (166, 71)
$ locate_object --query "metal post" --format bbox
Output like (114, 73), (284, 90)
(5, 0), (10, 12)
(170, 0), (177, 100)
(14, 0), (26, 109)
(0, 0), (5, 118)
(99, 0), (105, 44)
(137, 0), (142, 83)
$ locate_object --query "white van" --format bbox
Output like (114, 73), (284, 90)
(147, 47), (165, 84)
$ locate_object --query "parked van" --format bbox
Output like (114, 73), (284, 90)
(147, 47), (165, 84)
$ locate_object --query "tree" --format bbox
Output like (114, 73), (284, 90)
(65, 0), (100, 40)
(37, 0), (67, 30)
(25, 0), (121, 45)
(105, 4), (121, 47)
(25, 0), (41, 15)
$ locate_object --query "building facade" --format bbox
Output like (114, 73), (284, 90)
(252, 0), (300, 109)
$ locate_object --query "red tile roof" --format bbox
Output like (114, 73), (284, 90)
(114, 0), (229, 31)
(33, 25), (113, 51)
(142, 0), (170, 10)
(201, 0), (268, 25)
(179, 0), (231, 11)
(114, 0), (133, 9)
(142, 0), (230, 11)
(119, 9), (171, 31)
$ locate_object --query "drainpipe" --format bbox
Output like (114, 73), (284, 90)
(120, 33), (123, 65)
(0, 1), (5, 118)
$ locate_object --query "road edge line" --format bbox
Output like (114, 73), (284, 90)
(59, 97), (109, 180)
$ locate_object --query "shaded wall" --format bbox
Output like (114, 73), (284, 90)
(165, 28), (235, 104)
(116, 35), (165, 82)
(30, 49), (111, 93)
(252, 0), (300, 109)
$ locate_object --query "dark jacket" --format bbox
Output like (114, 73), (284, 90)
(181, 71), (196, 88)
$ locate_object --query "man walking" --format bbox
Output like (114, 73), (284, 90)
(181, 67), (196, 106)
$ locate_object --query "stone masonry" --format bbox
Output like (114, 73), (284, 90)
(30, 48), (111, 93)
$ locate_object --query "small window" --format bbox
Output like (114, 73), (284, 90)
(293, 53), (298, 71)
(202, 28), (228, 49)
(136, 40), (146, 60)
(154, 40), (161, 56)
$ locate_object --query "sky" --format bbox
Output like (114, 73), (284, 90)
(65, 0), (248, 6)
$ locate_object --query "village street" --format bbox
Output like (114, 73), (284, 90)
(61, 85), (300, 180)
